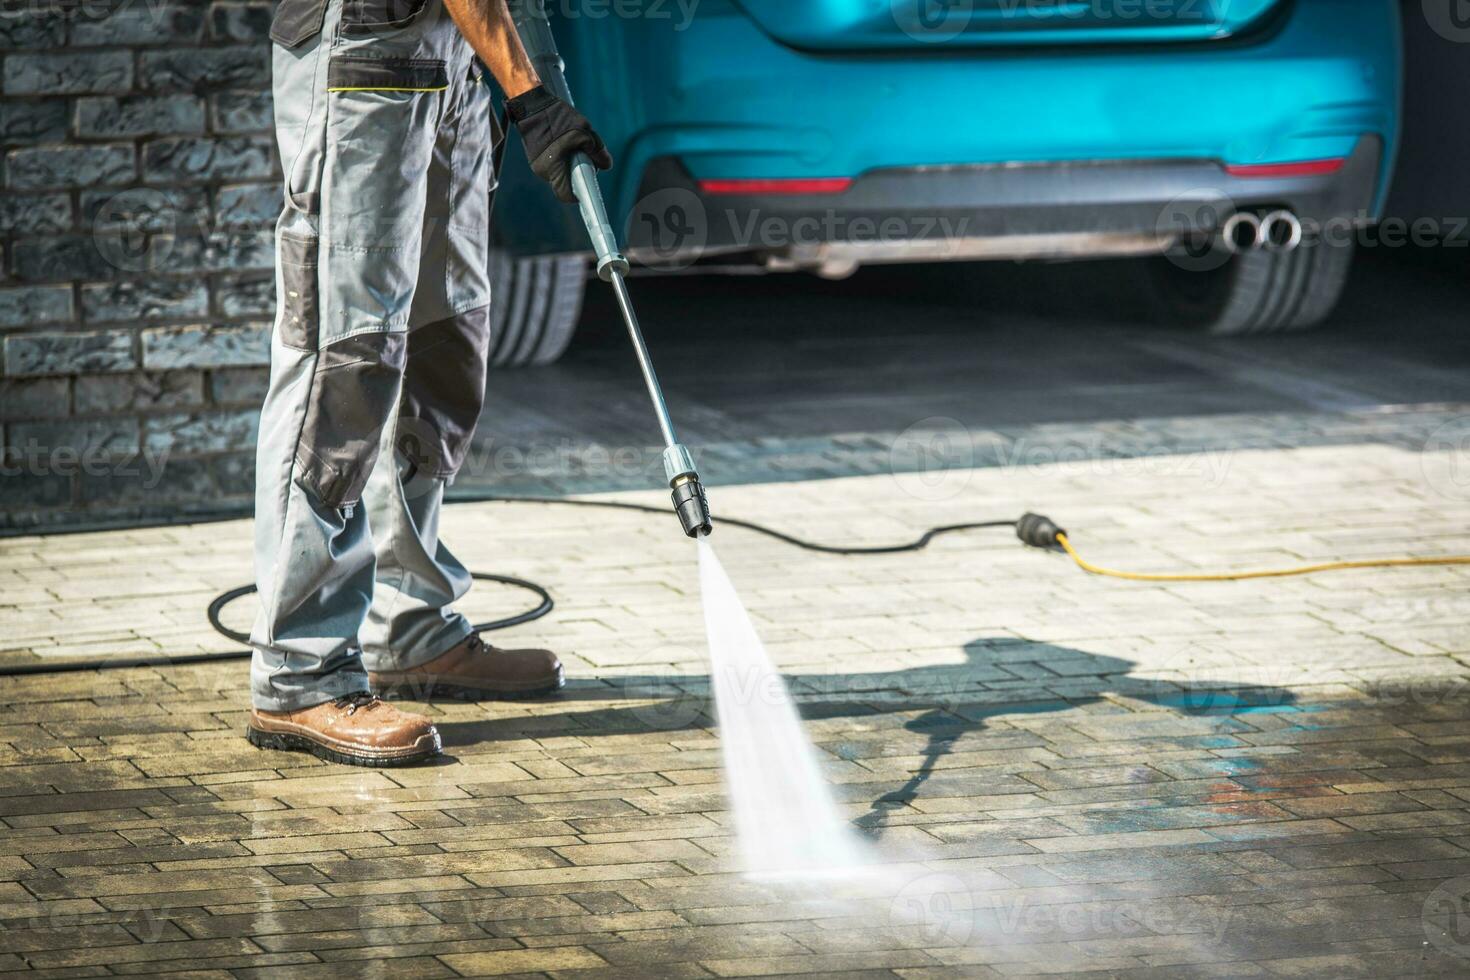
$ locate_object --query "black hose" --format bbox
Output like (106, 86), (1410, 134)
(205, 572), (554, 647)
(1, 572), (553, 678)
(484, 495), (1018, 556)
(0, 497), (1017, 677)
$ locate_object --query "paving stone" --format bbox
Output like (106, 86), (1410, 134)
(438, 946), (608, 975)
(4, 401), (1470, 973)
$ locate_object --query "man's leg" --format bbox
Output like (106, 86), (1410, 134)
(251, 25), (383, 713)
(248, 2), (450, 759)
(358, 53), (490, 674)
(357, 430), (478, 672)
(360, 64), (562, 700)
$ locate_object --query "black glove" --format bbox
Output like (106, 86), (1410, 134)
(506, 84), (613, 204)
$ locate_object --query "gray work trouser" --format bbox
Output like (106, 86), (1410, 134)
(252, 0), (498, 710)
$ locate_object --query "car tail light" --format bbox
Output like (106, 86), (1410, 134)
(697, 177), (854, 195)
(1224, 158), (1345, 179)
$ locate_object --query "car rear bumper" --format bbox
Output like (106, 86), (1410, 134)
(594, 0), (1398, 236)
(494, 0), (1400, 261)
(624, 136), (1383, 271)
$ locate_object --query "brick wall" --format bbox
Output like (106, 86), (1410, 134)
(0, 0), (278, 531)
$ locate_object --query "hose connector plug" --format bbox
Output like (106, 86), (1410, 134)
(1016, 513), (1065, 549)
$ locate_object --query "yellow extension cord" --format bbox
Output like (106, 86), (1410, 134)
(1054, 532), (1470, 583)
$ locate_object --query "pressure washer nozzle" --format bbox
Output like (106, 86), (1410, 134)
(1016, 513), (1065, 549)
(672, 475), (713, 538)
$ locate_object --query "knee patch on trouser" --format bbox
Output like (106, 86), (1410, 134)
(396, 306), (489, 479)
(296, 330), (408, 509)
(274, 227), (410, 511)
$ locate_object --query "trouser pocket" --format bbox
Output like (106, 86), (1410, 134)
(327, 55), (448, 93)
(443, 67), (492, 313)
(295, 331), (408, 510)
(271, 0), (330, 47)
(321, 55), (443, 331)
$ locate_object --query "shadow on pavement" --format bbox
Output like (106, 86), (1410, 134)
(433, 635), (1298, 836)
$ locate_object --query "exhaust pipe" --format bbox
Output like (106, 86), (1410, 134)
(1219, 210), (1304, 254)
(1260, 210), (1304, 251)
(1220, 211), (1263, 254)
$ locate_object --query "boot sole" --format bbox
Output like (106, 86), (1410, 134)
(371, 666), (565, 703)
(246, 725), (441, 768)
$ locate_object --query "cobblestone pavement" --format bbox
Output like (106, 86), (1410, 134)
(4, 401), (1470, 976)
(454, 250), (1470, 499)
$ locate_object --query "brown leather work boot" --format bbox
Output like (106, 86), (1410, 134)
(247, 693), (441, 767)
(368, 633), (564, 702)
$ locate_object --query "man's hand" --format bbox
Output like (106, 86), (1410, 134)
(437, 0), (612, 203)
(506, 85), (613, 204)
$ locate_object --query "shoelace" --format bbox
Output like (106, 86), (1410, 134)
(331, 692), (381, 715)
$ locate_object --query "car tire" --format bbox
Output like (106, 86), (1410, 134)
(1144, 238), (1355, 336)
(488, 250), (587, 367)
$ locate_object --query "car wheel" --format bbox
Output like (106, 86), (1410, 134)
(1144, 238), (1355, 336)
(488, 250), (587, 367)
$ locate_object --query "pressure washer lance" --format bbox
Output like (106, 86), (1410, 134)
(509, 2), (712, 538)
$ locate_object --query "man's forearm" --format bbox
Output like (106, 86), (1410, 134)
(442, 0), (539, 98)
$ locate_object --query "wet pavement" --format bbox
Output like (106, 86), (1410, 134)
(2, 246), (1470, 977)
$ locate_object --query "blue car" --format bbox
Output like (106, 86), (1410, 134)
(487, 0), (1401, 365)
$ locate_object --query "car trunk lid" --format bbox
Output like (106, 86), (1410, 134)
(733, 0), (1284, 50)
